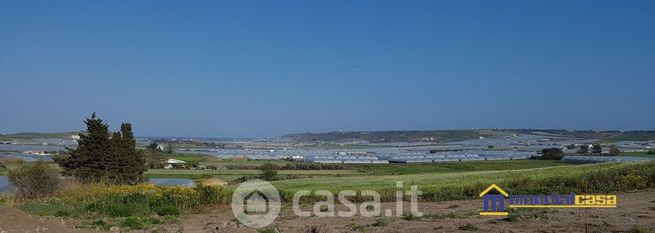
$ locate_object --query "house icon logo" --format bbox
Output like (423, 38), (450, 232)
(479, 183), (509, 216)
(244, 190), (269, 214)
(232, 179), (281, 228)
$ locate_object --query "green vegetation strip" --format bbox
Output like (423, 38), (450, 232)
(145, 169), (362, 181)
(620, 151), (655, 158)
(270, 161), (655, 202)
(146, 169), (360, 175)
(351, 160), (567, 175)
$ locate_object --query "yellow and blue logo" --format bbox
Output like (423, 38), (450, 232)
(479, 184), (617, 216)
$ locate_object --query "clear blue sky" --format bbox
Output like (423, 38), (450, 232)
(1, 1), (654, 138)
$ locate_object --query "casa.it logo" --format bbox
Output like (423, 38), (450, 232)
(479, 184), (617, 216)
(231, 179), (281, 228)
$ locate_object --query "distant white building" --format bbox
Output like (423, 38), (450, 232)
(23, 150), (50, 156)
(163, 158), (186, 169)
(156, 144), (166, 151)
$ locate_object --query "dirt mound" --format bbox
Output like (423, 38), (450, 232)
(200, 178), (227, 186)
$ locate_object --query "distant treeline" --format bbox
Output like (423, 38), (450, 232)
(0, 132), (81, 140)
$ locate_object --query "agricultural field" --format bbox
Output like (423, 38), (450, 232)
(350, 160), (567, 175)
(271, 161), (655, 201)
(620, 151), (655, 158)
(145, 157), (568, 181)
(145, 168), (361, 181)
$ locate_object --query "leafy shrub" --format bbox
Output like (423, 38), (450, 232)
(609, 145), (621, 156)
(259, 163), (278, 181)
(0, 158), (24, 166)
(122, 216), (147, 229)
(155, 206), (179, 217)
(54, 210), (70, 217)
(8, 160), (62, 198)
(423, 212), (473, 219)
(504, 212), (520, 222)
(350, 223), (365, 232)
(592, 144), (603, 154)
(102, 204), (133, 217)
(372, 217), (388, 227)
(0, 195), (8, 206)
(541, 148), (563, 160)
(193, 183), (223, 205)
(621, 174), (648, 190)
(628, 225), (649, 233)
(75, 219), (116, 231)
(401, 212), (421, 221)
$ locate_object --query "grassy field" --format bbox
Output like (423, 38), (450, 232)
(270, 161), (655, 201)
(145, 168), (361, 181)
(198, 159), (295, 167)
(620, 151), (655, 158)
(144, 159), (567, 181)
(146, 169), (359, 175)
(350, 160), (568, 175)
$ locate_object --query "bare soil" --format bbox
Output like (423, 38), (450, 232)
(0, 207), (95, 233)
(1, 191), (654, 232)
(166, 191), (655, 233)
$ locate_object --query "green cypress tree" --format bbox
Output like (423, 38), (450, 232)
(108, 131), (124, 183)
(55, 114), (147, 184)
(55, 113), (112, 182)
(116, 123), (146, 184)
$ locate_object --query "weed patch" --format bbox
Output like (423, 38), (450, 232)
(459, 223), (479, 231)
(401, 212), (421, 221)
(372, 217), (388, 227)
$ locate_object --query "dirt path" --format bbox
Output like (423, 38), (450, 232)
(0, 207), (96, 233)
(1, 191), (654, 232)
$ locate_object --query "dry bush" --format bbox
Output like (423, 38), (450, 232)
(8, 160), (62, 199)
(0, 157), (24, 166)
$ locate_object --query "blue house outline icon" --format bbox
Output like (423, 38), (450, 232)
(479, 184), (509, 216)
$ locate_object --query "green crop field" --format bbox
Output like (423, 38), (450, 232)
(145, 168), (361, 181)
(146, 169), (359, 175)
(269, 161), (655, 201)
(351, 160), (568, 175)
(198, 159), (294, 167)
(620, 151), (655, 158)
(145, 159), (566, 180)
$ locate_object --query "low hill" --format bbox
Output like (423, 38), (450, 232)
(283, 129), (655, 143)
(0, 132), (80, 140)
(281, 130), (506, 143)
